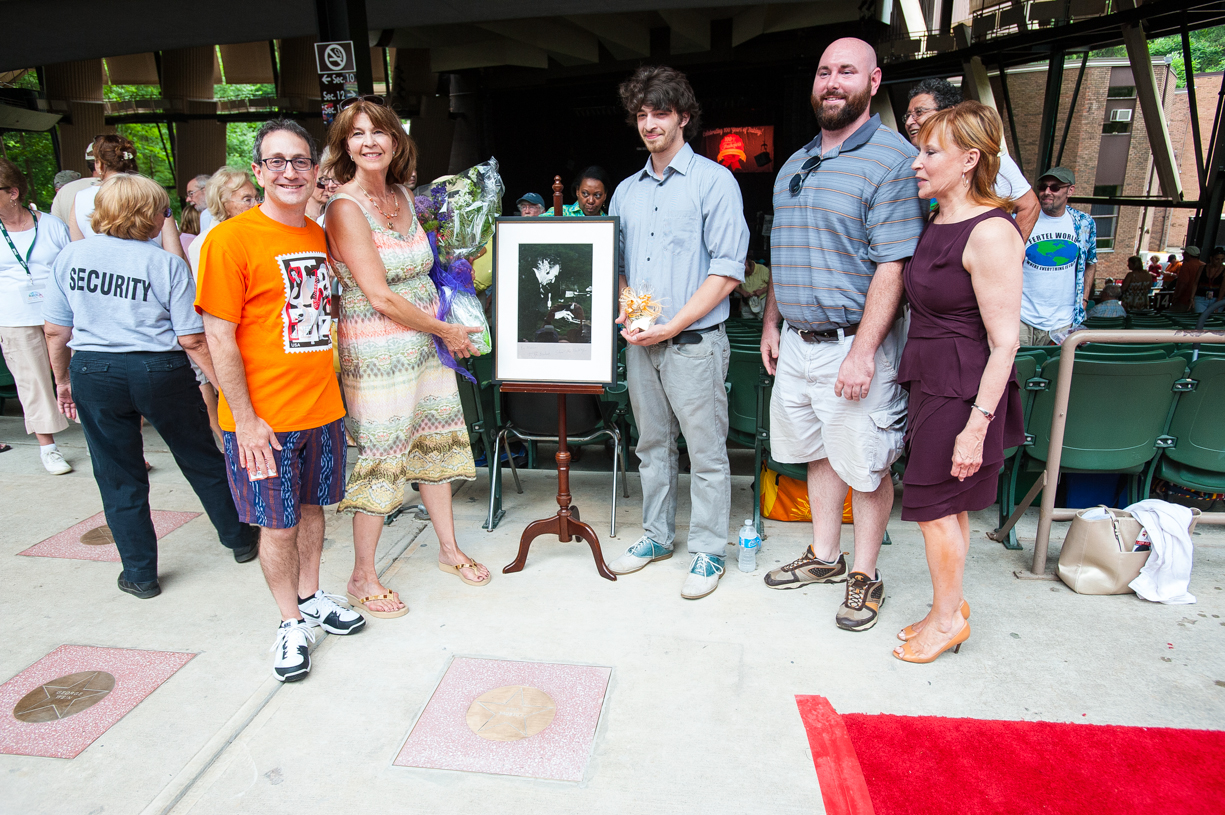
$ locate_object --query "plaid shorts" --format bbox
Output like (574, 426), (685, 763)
(222, 418), (346, 529)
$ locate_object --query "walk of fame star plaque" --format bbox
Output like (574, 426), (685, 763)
(395, 657), (611, 781)
(465, 685), (557, 741)
(13, 671), (115, 723)
(18, 510), (200, 562)
(0, 645), (195, 759)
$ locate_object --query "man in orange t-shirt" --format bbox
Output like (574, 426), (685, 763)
(197, 119), (364, 683)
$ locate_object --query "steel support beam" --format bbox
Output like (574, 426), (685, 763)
(315, 0), (374, 96)
(1196, 94), (1225, 252)
(995, 58), (1023, 172)
(1182, 17), (1206, 189)
(1122, 23), (1182, 200)
(1035, 47), (1065, 177)
(1055, 52), (1089, 168)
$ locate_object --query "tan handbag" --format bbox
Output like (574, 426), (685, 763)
(1057, 506), (1150, 595)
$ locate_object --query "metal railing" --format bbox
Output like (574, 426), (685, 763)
(991, 325), (1225, 578)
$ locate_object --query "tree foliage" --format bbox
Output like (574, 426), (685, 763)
(1094, 25), (1225, 87)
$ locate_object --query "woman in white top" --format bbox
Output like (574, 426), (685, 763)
(185, 167), (259, 443)
(67, 134), (186, 260)
(0, 159), (73, 473)
(186, 167), (259, 277)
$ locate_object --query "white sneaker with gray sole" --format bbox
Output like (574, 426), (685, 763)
(40, 449), (72, 475)
(681, 553), (725, 600)
(607, 535), (673, 575)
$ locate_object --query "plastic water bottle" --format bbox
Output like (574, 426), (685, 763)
(738, 519), (760, 573)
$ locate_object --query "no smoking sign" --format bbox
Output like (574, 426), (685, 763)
(314, 41), (356, 74)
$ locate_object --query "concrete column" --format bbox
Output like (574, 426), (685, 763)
(447, 73), (481, 174)
(161, 46), (225, 197)
(43, 59), (110, 175)
(278, 36), (327, 148)
(395, 48), (453, 184)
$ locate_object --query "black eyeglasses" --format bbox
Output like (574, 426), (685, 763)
(257, 157), (316, 173)
(788, 156), (822, 196)
(339, 95), (386, 111)
(1036, 182), (1069, 193)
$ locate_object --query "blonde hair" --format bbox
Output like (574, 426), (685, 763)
(179, 203), (200, 236)
(323, 100), (416, 186)
(91, 174), (169, 241)
(917, 101), (1015, 214)
(205, 167), (253, 221)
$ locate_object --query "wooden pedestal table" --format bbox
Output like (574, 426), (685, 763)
(500, 382), (616, 581)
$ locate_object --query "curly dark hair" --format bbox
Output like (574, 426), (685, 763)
(908, 78), (963, 111)
(618, 65), (702, 142)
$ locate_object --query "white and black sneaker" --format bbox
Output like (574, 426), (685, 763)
(270, 619), (316, 682)
(298, 590), (366, 635)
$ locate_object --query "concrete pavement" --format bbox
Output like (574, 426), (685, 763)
(2, 408), (1223, 814)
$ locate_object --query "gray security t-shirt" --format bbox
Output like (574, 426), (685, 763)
(43, 234), (204, 352)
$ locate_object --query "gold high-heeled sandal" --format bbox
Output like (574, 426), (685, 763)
(898, 599), (970, 642)
(893, 620), (970, 664)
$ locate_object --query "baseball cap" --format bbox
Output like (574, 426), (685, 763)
(516, 192), (545, 208)
(1039, 166), (1075, 185)
(1186, 246), (1201, 257)
(85, 143), (94, 161)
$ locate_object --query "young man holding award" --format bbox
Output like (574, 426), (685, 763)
(606, 65), (750, 600)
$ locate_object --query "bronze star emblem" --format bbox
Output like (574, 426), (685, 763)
(465, 685), (557, 742)
(13, 671), (115, 723)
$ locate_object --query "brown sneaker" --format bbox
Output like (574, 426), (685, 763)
(763, 547), (848, 589)
(836, 571), (885, 631)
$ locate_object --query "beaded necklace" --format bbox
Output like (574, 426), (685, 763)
(358, 183), (401, 230)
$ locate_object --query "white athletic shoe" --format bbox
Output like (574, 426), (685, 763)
(298, 590), (366, 635)
(40, 448), (72, 475)
(270, 619), (316, 682)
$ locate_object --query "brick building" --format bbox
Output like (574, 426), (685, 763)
(980, 57), (1199, 281)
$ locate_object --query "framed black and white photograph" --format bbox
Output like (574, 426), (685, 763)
(493, 216), (619, 385)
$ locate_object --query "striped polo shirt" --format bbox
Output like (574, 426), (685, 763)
(770, 114), (925, 331)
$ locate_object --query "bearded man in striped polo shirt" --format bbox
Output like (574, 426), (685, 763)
(760, 38), (925, 632)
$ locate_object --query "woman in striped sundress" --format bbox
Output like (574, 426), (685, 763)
(324, 99), (491, 620)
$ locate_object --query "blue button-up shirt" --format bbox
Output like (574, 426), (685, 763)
(609, 143), (749, 330)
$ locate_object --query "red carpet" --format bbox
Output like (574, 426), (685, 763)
(796, 695), (1225, 815)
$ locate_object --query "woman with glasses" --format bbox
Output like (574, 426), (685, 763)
(324, 97), (488, 619)
(43, 174), (259, 599)
(893, 102), (1024, 663)
(0, 158), (74, 473)
(67, 135), (186, 260)
(307, 150), (339, 224)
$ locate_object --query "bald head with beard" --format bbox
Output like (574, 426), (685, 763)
(810, 37), (881, 134)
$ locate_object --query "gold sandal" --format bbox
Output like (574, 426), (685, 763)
(898, 599), (970, 642)
(345, 592), (409, 619)
(438, 560), (491, 587)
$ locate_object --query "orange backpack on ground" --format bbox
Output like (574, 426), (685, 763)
(759, 465), (853, 523)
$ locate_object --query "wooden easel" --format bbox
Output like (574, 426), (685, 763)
(501, 176), (616, 581)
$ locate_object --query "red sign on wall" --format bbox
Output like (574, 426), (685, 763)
(701, 126), (774, 173)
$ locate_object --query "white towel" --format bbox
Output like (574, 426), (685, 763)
(1125, 499), (1196, 604)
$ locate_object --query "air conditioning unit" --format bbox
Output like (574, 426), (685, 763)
(1110, 108), (1134, 123)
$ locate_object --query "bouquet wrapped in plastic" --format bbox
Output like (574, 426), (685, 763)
(620, 285), (664, 334)
(414, 158), (503, 376)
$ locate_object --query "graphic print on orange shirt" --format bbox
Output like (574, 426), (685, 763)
(277, 252), (332, 353)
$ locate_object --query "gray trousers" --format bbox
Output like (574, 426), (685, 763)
(626, 329), (731, 556)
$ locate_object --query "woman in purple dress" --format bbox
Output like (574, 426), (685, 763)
(894, 102), (1025, 664)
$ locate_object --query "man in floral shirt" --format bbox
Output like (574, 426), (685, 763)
(1019, 167), (1097, 345)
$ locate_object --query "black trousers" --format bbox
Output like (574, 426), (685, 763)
(70, 350), (255, 583)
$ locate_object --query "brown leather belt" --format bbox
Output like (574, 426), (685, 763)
(790, 322), (860, 342)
